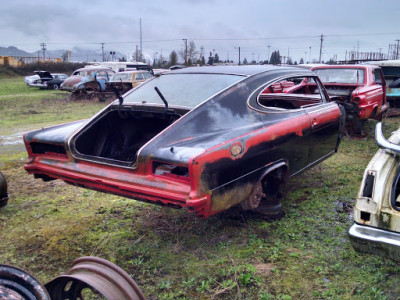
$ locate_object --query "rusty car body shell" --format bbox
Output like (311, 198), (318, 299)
(60, 67), (115, 93)
(311, 65), (387, 123)
(349, 122), (400, 261)
(27, 71), (68, 90)
(24, 65), (345, 218)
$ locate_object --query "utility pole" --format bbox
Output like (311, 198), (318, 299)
(183, 38), (188, 65)
(40, 43), (46, 60)
(101, 43), (105, 62)
(200, 46), (204, 62)
(319, 34), (323, 63)
(140, 18), (143, 61)
(396, 39), (400, 60)
(309, 46), (311, 63)
(154, 52), (158, 66)
(287, 47), (290, 62)
(66, 50), (71, 63)
(267, 45), (271, 63)
(236, 47), (241, 65)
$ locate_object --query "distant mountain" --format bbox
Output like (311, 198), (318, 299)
(0, 46), (31, 56)
(0, 46), (126, 63)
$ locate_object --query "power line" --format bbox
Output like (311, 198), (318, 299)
(8, 31), (400, 47)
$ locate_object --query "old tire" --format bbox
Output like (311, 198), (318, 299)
(0, 171), (9, 208)
(0, 264), (50, 300)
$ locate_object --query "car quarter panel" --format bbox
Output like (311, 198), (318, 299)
(139, 70), (342, 215)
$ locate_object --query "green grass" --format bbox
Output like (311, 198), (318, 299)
(0, 77), (105, 136)
(1, 77), (400, 299)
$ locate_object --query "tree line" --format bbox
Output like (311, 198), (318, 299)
(129, 41), (305, 68)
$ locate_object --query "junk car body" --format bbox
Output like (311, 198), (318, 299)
(106, 70), (153, 94)
(85, 62), (153, 74)
(60, 67), (115, 94)
(24, 66), (345, 218)
(26, 71), (68, 90)
(312, 65), (387, 132)
(24, 74), (40, 85)
(368, 60), (400, 107)
(348, 123), (400, 261)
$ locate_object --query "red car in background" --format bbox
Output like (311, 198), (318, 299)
(312, 65), (387, 134)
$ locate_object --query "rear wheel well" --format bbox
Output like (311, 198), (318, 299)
(260, 165), (288, 197)
(240, 163), (288, 211)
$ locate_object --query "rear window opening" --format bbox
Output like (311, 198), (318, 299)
(74, 107), (186, 165)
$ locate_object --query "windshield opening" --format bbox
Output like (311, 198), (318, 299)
(313, 68), (365, 84)
(73, 70), (94, 77)
(123, 73), (244, 108)
(110, 73), (132, 82)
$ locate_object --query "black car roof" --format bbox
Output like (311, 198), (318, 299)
(169, 65), (313, 76)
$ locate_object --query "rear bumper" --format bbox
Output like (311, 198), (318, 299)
(28, 83), (47, 88)
(348, 222), (400, 262)
(24, 156), (211, 217)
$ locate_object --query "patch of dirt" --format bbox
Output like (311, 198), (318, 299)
(255, 263), (274, 277)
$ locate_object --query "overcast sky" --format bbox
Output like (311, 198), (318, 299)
(2, 0), (400, 63)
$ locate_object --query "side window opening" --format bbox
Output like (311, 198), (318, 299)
(136, 73), (144, 80)
(373, 69), (382, 85)
(257, 76), (323, 110)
